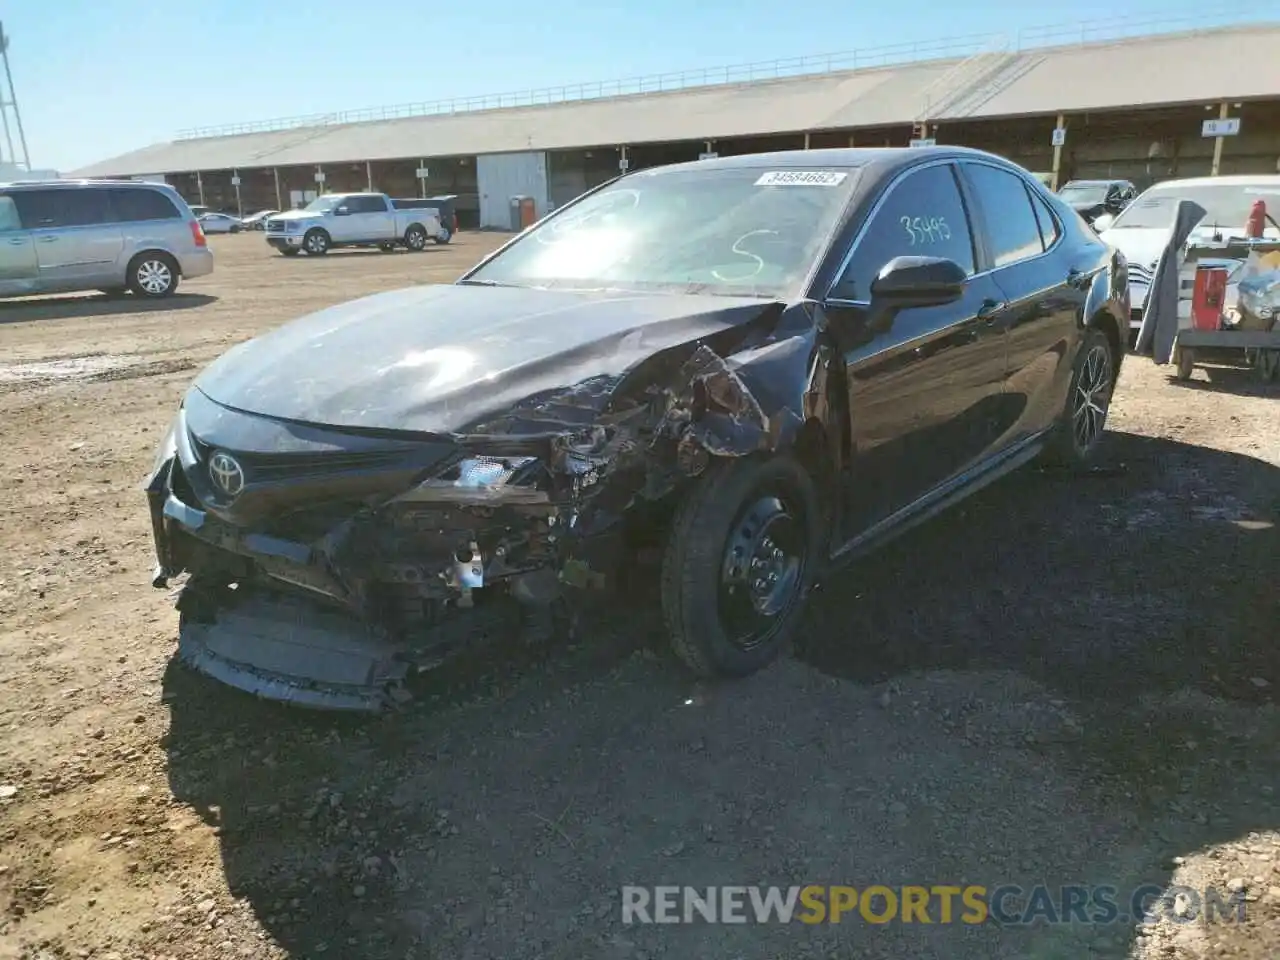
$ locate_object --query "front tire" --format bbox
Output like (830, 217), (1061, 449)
(279, 246), (300, 257)
(661, 455), (822, 678)
(404, 225), (428, 252)
(1043, 326), (1115, 468)
(302, 229), (330, 255)
(128, 252), (179, 298)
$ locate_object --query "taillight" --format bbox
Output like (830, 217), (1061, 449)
(190, 220), (207, 247)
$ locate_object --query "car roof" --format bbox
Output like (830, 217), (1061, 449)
(0, 178), (173, 191)
(1145, 175), (1280, 189)
(1063, 179), (1130, 186)
(636, 145), (1019, 176)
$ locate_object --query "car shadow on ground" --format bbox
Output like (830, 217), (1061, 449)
(161, 431), (1278, 960)
(0, 292), (217, 324)
(1167, 363), (1280, 397)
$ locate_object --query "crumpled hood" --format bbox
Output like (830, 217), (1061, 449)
(192, 284), (780, 434)
(1097, 227), (1174, 274)
(1101, 223), (1280, 274)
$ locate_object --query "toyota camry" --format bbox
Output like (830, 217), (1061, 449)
(145, 147), (1128, 710)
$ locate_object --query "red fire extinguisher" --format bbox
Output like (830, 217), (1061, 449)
(1192, 266), (1229, 330)
(1245, 199), (1266, 239)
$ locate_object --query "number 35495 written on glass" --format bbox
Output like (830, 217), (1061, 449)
(900, 216), (952, 245)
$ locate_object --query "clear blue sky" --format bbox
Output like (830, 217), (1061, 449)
(5, 0), (1268, 172)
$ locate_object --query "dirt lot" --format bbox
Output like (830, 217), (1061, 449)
(0, 233), (1277, 960)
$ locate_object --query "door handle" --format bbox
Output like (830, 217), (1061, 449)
(37, 235), (58, 244)
(8, 237), (26, 245)
(976, 299), (1007, 324)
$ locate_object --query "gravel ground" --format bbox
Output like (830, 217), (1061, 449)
(0, 233), (1277, 960)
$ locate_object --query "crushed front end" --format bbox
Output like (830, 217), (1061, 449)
(144, 345), (773, 710)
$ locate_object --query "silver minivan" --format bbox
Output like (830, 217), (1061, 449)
(0, 180), (214, 299)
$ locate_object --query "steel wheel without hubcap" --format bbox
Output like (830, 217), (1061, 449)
(1072, 342), (1112, 455)
(134, 259), (174, 296)
(717, 494), (806, 651)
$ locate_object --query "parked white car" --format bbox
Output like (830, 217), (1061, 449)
(197, 212), (243, 234)
(264, 193), (447, 256)
(1097, 175), (1280, 331)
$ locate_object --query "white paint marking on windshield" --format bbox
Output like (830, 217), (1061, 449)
(754, 171), (848, 187)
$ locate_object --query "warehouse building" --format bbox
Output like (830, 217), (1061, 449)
(70, 19), (1280, 229)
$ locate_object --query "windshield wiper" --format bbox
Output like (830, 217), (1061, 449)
(456, 278), (519, 288)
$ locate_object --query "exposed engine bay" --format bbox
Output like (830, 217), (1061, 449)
(147, 304), (825, 711)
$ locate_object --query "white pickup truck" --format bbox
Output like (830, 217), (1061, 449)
(265, 192), (452, 256)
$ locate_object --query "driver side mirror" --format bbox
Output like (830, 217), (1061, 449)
(864, 255), (966, 334)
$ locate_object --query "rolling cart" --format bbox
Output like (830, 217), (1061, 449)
(1171, 239), (1280, 383)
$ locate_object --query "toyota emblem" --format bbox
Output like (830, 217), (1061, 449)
(208, 451), (245, 498)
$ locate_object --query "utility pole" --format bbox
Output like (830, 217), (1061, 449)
(0, 23), (30, 169)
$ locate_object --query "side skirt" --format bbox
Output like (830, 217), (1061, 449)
(826, 432), (1048, 571)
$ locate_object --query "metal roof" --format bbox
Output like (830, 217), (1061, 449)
(70, 23), (1280, 178)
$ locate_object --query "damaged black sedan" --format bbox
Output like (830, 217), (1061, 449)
(146, 147), (1128, 710)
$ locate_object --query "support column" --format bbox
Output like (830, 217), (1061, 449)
(273, 167), (282, 210)
(195, 170), (205, 207)
(419, 158), (427, 198)
(232, 169), (242, 218)
(803, 132), (811, 150)
(847, 132), (856, 147)
(1210, 101), (1229, 177)
(315, 164), (325, 193)
(366, 160), (373, 192)
(1051, 113), (1065, 191)
(618, 145), (630, 173)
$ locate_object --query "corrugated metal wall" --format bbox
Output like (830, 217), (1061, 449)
(477, 152), (548, 229)
(546, 151), (623, 210)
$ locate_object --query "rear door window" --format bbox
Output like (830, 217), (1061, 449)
(109, 187), (181, 222)
(962, 163), (1045, 268)
(13, 189), (112, 228)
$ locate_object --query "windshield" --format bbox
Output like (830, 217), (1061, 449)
(303, 195), (342, 213)
(1059, 184), (1109, 204)
(1107, 181), (1280, 231)
(463, 166), (859, 297)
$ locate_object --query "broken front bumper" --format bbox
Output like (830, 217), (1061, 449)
(147, 456), (622, 711)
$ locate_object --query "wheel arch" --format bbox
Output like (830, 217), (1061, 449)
(127, 247), (182, 278)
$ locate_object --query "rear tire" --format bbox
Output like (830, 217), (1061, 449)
(661, 455), (821, 678)
(302, 229), (330, 255)
(433, 225), (452, 245)
(127, 252), (179, 298)
(404, 225), (428, 252)
(1042, 326), (1115, 469)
